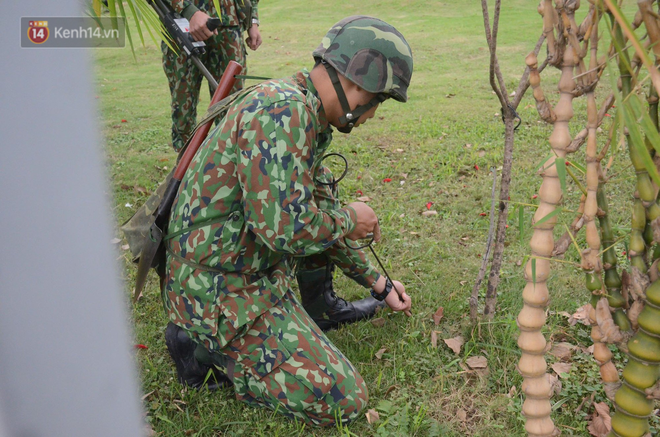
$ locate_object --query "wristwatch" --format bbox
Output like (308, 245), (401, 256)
(370, 278), (393, 301)
(252, 18), (260, 26)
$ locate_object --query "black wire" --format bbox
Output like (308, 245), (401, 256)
(344, 234), (403, 299)
(501, 104), (522, 130)
(318, 154), (406, 303)
(313, 152), (349, 189)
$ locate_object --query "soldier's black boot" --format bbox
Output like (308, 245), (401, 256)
(297, 260), (386, 332)
(164, 322), (232, 390)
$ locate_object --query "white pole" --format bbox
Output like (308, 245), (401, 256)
(0, 1), (144, 436)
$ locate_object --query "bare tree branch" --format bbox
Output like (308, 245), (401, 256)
(482, 0), (508, 109)
(470, 168), (499, 322)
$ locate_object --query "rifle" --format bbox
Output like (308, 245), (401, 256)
(129, 60), (243, 301)
(148, 0), (222, 91)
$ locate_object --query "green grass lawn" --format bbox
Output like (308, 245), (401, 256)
(95, 0), (658, 435)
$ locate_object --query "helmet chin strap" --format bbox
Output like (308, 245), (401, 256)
(323, 62), (387, 134)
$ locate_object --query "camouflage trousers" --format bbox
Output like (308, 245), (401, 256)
(161, 27), (246, 152)
(197, 288), (369, 426)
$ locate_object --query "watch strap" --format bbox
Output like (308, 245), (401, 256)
(370, 278), (392, 301)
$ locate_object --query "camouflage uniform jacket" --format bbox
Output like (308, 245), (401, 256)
(164, 70), (381, 352)
(167, 0), (258, 29)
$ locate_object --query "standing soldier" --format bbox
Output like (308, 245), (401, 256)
(163, 16), (414, 426)
(162, 0), (262, 152)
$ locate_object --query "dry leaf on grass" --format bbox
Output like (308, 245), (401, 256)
(587, 402), (611, 437)
(375, 347), (387, 360)
(551, 362), (572, 378)
(545, 373), (562, 396)
(422, 210), (438, 217)
(121, 244), (130, 251)
(371, 317), (386, 328)
(357, 196), (372, 202)
(456, 409), (467, 422)
(568, 304), (592, 326)
(385, 385), (397, 397)
(444, 336), (464, 355)
(433, 307), (444, 325)
(365, 409), (380, 424)
(431, 330), (438, 348)
(466, 356), (487, 369)
(549, 342), (574, 361)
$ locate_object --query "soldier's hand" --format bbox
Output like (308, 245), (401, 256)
(384, 280), (412, 316)
(345, 202), (380, 242)
(246, 24), (262, 50)
(189, 11), (216, 41)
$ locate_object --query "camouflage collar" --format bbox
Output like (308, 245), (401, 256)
(295, 69), (330, 132)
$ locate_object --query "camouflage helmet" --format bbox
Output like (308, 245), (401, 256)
(313, 16), (413, 103)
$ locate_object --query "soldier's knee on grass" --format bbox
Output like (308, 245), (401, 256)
(294, 369), (369, 427)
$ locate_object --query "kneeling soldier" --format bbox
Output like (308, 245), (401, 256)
(163, 15), (414, 426)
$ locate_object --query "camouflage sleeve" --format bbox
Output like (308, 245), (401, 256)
(166, 0), (199, 18)
(313, 165), (381, 288)
(236, 100), (358, 256)
(251, 0), (258, 21)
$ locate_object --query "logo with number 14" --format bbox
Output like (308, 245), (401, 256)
(28, 21), (49, 44)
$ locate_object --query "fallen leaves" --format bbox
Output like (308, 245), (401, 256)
(365, 409), (380, 424)
(371, 317), (386, 328)
(422, 210), (438, 217)
(546, 373), (562, 396)
(568, 303), (592, 326)
(549, 342), (576, 361)
(375, 347), (387, 360)
(433, 307), (444, 325)
(431, 330), (439, 348)
(444, 336), (464, 355)
(466, 356), (487, 369)
(551, 362), (572, 378)
(357, 196), (372, 202)
(587, 402), (611, 437)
